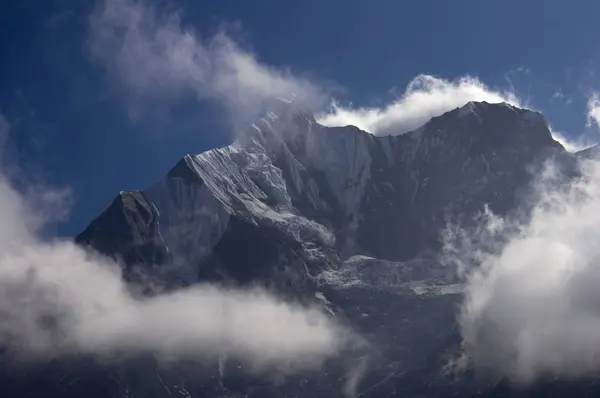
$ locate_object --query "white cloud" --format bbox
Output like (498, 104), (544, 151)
(444, 156), (600, 384)
(317, 74), (522, 136)
(545, 93), (600, 153)
(551, 91), (573, 105)
(0, 114), (349, 373)
(550, 130), (594, 153)
(587, 93), (600, 129)
(88, 0), (324, 126)
(0, 182), (348, 371)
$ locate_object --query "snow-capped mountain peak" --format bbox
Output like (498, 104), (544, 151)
(64, 101), (578, 397)
(78, 101), (562, 277)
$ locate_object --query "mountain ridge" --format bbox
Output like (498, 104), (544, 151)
(75, 101), (565, 293)
(67, 100), (576, 397)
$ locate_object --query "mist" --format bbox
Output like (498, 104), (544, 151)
(0, 168), (348, 373)
(444, 155), (600, 384)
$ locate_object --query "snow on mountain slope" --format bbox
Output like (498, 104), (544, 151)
(77, 100), (565, 289)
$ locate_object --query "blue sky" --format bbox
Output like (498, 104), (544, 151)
(2, 0), (600, 236)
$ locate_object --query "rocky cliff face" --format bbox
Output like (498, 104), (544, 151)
(2, 101), (585, 397)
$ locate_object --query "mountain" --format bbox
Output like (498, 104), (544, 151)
(77, 101), (562, 285)
(0, 101), (589, 397)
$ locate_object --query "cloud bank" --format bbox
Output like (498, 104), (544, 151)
(88, 0), (324, 127)
(318, 74), (521, 136)
(0, 114), (347, 373)
(444, 156), (600, 384)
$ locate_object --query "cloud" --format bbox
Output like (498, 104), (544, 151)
(587, 93), (600, 129)
(550, 130), (594, 153)
(0, 114), (349, 373)
(551, 91), (573, 105)
(88, 0), (324, 127)
(317, 74), (522, 136)
(546, 94), (600, 153)
(444, 156), (600, 384)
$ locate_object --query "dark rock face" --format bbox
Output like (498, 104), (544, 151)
(3, 101), (593, 397)
(356, 102), (563, 261)
(76, 191), (170, 268)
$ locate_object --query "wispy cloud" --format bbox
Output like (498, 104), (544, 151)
(444, 156), (600, 384)
(551, 91), (573, 105)
(549, 93), (600, 153)
(88, 0), (324, 128)
(317, 74), (522, 136)
(586, 93), (600, 129)
(0, 112), (349, 372)
(550, 130), (594, 153)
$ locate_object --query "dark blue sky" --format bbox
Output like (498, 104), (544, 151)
(2, 0), (600, 236)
